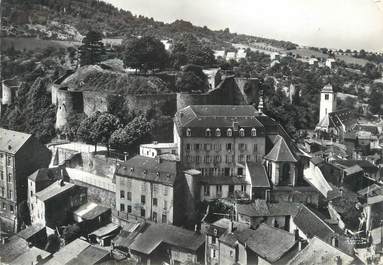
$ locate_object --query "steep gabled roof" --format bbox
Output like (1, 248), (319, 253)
(35, 181), (76, 202)
(264, 135), (297, 162)
(246, 161), (270, 188)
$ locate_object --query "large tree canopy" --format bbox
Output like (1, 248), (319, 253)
(78, 30), (105, 66)
(123, 36), (169, 72)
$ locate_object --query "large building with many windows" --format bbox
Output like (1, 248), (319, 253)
(0, 128), (51, 232)
(115, 155), (186, 226)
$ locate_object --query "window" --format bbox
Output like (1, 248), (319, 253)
(2, 203), (5, 210)
(212, 249), (216, 258)
(6, 156), (11, 166)
(230, 250), (234, 257)
(162, 214), (167, 223)
(141, 208), (146, 217)
(239, 128), (245, 137)
(194, 144), (200, 151)
(9, 205), (14, 213)
(246, 155), (251, 161)
(224, 168), (231, 176)
(325, 94), (329, 100)
(238, 154), (244, 162)
(0, 170), (3, 180)
(186, 128), (192, 137)
(237, 168), (244, 176)
(153, 212), (157, 222)
(141, 195), (146, 204)
(204, 156), (211, 164)
(226, 143), (232, 152)
(216, 128), (221, 137)
(120, 203), (125, 212)
(214, 144), (221, 151)
(164, 186), (169, 196)
(186, 144), (191, 151)
(253, 144), (258, 153)
(127, 192), (132, 201)
(241, 185), (247, 192)
(164, 200), (168, 210)
(127, 205), (132, 213)
(251, 128), (257, 136)
(153, 198), (158, 206)
(214, 155), (221, 163)
(204, 144), (212, 151)
(195, 156), (200, 164)
(227, 128), (232, 137)
(7, 173), (11, 183)
(226, 155), (233, 163)
(205, 128), (212, 137)
(239, 143), (247, 151)
(213, 168), (219, 176)
(212, 236), (216, 244)
(216, 185), (222, 194)
(30, 191), (33, 197)
(120, 190), (125, 199)
(7, 190), (12, 199)
(204, 185), (210, 196)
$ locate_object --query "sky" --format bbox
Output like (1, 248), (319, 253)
(105, 0), (383, 52)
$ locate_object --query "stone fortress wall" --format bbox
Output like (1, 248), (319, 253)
(53, 75), (262, 130)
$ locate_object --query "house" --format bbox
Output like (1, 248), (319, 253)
(64, 245), (110, 265)
(127, 222), (205, 265)
(28, 167), (69, 213)
(326, 58), (336, 68)
(139, 142), (178, 159)
(213, 50), (225, 60)
(31, 180), (87, 228)
(245, 161), (270, 199)
(308, 58), (319, 66)
(115, 155), (186, 225)
(334, 159), (379, 182)
(0, 128), (51, 232)
(217, 223), (298, 265)
(287, 236), (356, 265)
(236, 200), (300, 230)
(88, 223), (120, 246)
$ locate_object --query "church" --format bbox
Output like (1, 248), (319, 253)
(315, 84), (356, 140)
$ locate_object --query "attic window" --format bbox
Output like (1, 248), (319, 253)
(156, 172), (160, 177)
(130, 168), (134, 172)
(214, 229), (217, 236)
(186, 128), (192, 137)
(227, 128), (232, 137)
(144, 170), (147, 175)
(205, 128), (212, 137)
(216, 128), (221, 137)
(251, 128), (257, 137)
(239, 128), (245, 137)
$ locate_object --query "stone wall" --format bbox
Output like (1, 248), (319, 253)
(55, 88), (83, 130)
(71, 179), (116, 209)
(82, 91), (109, 116)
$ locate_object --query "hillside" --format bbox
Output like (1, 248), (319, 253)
(1, 0), (298, 50)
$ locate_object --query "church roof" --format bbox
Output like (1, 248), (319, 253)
(321, 84), (333, 93)
(264, 136), (297, 162)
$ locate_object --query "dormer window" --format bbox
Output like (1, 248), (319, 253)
(216, 128), (221, 137)
(251, 128), (257, 137)
(239, 128), (245, 137)
(227, 128), (232, 137)
(186, 128), (191, 137)
(130, 168), (134, 172)
(143, 170), (147, 175)
(205, 128), (212, 137)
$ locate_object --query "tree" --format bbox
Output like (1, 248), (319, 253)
(45, 234), (61, 253)
(77, 111), (101, 151)
(110, 114), (151, 152)
(61, 113), (87, 141)
(176, 64), (208, 93)
(368, 85), (383, 115)
(123, 36), (169, 72)
(78, 30), (105, 66)
(62, 224), (81, 243)
(93, 113), (121, 154)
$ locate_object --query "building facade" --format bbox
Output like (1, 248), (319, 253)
(0, 129), (51, 232)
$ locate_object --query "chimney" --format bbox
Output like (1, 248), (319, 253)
(59, 180), (65, 187)
(331, 236), (339, 248)
(123, 152), (128, 162)
(228, 221), (234, 233)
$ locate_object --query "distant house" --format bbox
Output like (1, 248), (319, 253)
(308, 58), (319, 65)
(226, 52), (236, 61)
(214, 50), (225, 60)
(72, 202), (111, 234)
(17, 223), (47, 249)
(139, 142), (178, 159)
(287, 236), (356, 265)
(127, 222), (205, 265)
(0, 128), (51, 232)
(31, 180), (87, 228)
(326, 58), (336, 68)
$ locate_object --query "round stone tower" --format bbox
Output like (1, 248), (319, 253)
(55, 88), (84, 131)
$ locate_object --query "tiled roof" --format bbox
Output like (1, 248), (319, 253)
(0, 128), (31, 154)
(175, 105), (263, 128)
(66, 245), (110, 265)
(246, 161), (270, 188)
(329, 109), (356, 128)
(116, 155), (178, 186)
(334, 159), (378, 173)
(287, 237), (355, 265)
(237, 224), (296, 263)
(343, 165), (363, 175)
(237, 200), (300, 217)
(293, 204), (335, 240)
(264, 135), (297, 162)
(35, 181), (76, 202)
(128, 223), (205, 255)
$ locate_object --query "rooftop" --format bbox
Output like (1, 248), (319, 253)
(89, 223), (120, 238)
(0, 236), (29, 264)
(175, 105), (263, 128)
(66, 245), (110, 265)
(0, 128), (31, 154)
(17, 224), (45, 240)
(73, 202), (110, 220)
(45, 238), (90, 265)
(9, 246), (51, 265)
(287, 237), (355, 265)
(129, 223), (205, 255)
(35, 180), (76, 202)
(246, 161), (270, 188)
(237, 200), (301, 217)
(116, 155), (178, 186)
(140, 142), (178, 149)
(264, 135), (298, 162)
(28, 167), (67, 182)
(198, 175), (249, 185)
